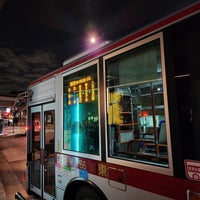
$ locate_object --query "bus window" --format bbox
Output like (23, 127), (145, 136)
(106, 39), (169, 166)
(63, 65), (99, 155)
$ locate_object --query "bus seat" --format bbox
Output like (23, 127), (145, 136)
(128, 140), (140, 153)
(158, 120), (167, 144)
(117, 142), (131, 158)
(144, 120), (167, 154)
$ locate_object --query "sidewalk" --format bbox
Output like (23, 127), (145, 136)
(0, 128), (38, 200)
(0, 151), (31, 199)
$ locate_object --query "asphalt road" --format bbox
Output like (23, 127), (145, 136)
(0, 130), (38, 200)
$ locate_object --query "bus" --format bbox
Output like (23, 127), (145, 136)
(26, 2), (200, 200)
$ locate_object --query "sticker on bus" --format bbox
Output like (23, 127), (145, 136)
(185, 160), (200, 182)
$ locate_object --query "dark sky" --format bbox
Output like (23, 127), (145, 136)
(0, 0), (199, 96)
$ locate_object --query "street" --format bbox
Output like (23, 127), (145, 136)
(0, 128), (38, 200)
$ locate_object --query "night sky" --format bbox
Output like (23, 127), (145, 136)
(0, 0), (199, 96)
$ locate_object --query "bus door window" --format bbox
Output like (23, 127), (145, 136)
(44, 110), (55, 196)
(31, 112), (41, 188)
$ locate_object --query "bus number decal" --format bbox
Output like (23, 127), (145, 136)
(79, 160), (87, 170)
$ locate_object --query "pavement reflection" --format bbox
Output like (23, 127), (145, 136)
(2, 125), (26, 136)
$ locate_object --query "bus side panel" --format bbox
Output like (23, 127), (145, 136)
(28, 78), (55, 106)
(55, 74), (63, 153)
(54, 153), (172, 200)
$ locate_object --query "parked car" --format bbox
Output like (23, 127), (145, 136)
(0, 119), (4, 134)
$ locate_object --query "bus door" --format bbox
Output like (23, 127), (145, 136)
(29, 103), (55, 199)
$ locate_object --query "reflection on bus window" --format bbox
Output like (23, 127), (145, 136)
(106, 39), (169, 167)
(44, 110), (55, 196)
(63, 65), (99, 155)
(31, 112), (41, 188)
(34, 121), (41, 134)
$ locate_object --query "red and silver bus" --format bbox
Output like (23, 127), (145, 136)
(26, 2), (200, 200)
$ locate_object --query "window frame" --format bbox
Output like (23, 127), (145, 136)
(103, 32), (173, 176)
(62, 59), (102, 161)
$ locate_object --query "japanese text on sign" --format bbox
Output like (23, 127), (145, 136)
(68, 76), (95, 105)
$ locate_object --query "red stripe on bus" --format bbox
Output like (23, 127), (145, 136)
(55, 153), (200, 200)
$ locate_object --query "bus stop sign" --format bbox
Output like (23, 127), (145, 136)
(185, 159), (200, 182)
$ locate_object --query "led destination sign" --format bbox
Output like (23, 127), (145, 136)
(68, 76), (95, 105)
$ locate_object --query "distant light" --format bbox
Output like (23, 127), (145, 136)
(25, 125), (29, 131)
(157, 87), (161, 91)
(6, 108), (11, 113)
(90, 37), (96, 44)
